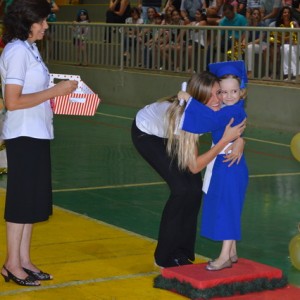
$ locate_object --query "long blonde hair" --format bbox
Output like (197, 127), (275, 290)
(166, 72), (220, 170)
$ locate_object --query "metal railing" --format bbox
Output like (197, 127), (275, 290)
(41, 22), (300, 82)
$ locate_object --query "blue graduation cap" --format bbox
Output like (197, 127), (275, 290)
(208, 60), (248, 89)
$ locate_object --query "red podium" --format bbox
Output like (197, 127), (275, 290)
(154, 258), (293, 299)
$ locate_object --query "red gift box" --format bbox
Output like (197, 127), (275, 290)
(49, 73), (101, 116)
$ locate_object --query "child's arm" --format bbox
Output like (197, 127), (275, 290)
(177, 91), (190, 102)
(181, 96), (246, 134)
(180, 96), (218, 134)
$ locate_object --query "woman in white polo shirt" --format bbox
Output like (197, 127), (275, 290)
(0, 0), (78, 287)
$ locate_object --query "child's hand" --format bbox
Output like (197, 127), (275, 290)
(177, 91), (190, 101)
(223, 137), (245, 166)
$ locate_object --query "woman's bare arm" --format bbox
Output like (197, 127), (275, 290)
(114, 0), (129, 16)
(189, 118), (246, 173)
(4, 80), (78, 111)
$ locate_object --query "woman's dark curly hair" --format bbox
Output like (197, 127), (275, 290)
(275, 6), (294, 27)
(2, 0), (51, 44)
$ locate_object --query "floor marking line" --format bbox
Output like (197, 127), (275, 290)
(52, 182), (166, 193)
(95, 112), (133, 120)
(0, 271), (160, 296)
(95, 111), (291, 147)
(244, 137), (289, 147)
(53, 172), (300, 193)
(250, 172), (300, 178)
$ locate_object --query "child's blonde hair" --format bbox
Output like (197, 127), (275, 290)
(166, 72), (220, 170)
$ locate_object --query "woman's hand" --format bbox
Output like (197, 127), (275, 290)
(221, 118), (246, 144)
(223, 137), (245, 166)
(53, 80), (78, 97)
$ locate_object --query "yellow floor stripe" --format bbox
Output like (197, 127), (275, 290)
(0, 190), (204, 299)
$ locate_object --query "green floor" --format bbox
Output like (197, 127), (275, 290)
(2, 102), (300, 287)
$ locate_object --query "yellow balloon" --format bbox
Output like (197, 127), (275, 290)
(290, 133), (300, 162)
(289, 234), (300, 270)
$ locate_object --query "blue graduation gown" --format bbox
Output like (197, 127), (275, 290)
(182, 99), (249, 241)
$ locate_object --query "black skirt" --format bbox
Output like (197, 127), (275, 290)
(4, 137), (53, 223)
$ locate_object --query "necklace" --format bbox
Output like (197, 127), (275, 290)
(23, 40), (50, 77)
(23, 40), (53, 110)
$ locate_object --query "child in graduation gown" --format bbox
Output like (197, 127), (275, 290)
(178, 60), (249, 271)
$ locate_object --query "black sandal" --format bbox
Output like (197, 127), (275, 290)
(1, 265), (40, 286)
(23, 267), (53, 281)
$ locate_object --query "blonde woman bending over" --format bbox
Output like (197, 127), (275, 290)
(131, 71), (245, 268)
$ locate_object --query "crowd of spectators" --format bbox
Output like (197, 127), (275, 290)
(102, 0), (300, 75)
(1, 1), (299, 75)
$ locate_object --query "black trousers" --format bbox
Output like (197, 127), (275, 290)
(131, 120), (203, 266)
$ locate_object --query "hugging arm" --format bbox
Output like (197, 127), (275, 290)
(189, 118), (246, 173)
(180, 96), (246, 134)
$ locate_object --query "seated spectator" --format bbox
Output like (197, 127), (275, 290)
(143, 13), (165, 67)
(246, 0), (263, 19)
(237, 0), (247, 16)
(138, 0), (162, 22)
(144, 6), (158, 23)
(241, 8), (267, 78)
(188, 9), (208, 72)
(180, 0), (203, 23)
(125, 6), (144, 24)
(274, 6), (299, 79)
(219, 3), (248, 46)
(162, 3), (175, 24)
(207, 4), (248, 64)
(202, 0), (224, 25)
(160, 9), (184, 69)
(189, 8), (207, 47)
(123, 7), (144, 61)
(140, 7), (158, 48)
(261, 0), (281, 25)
